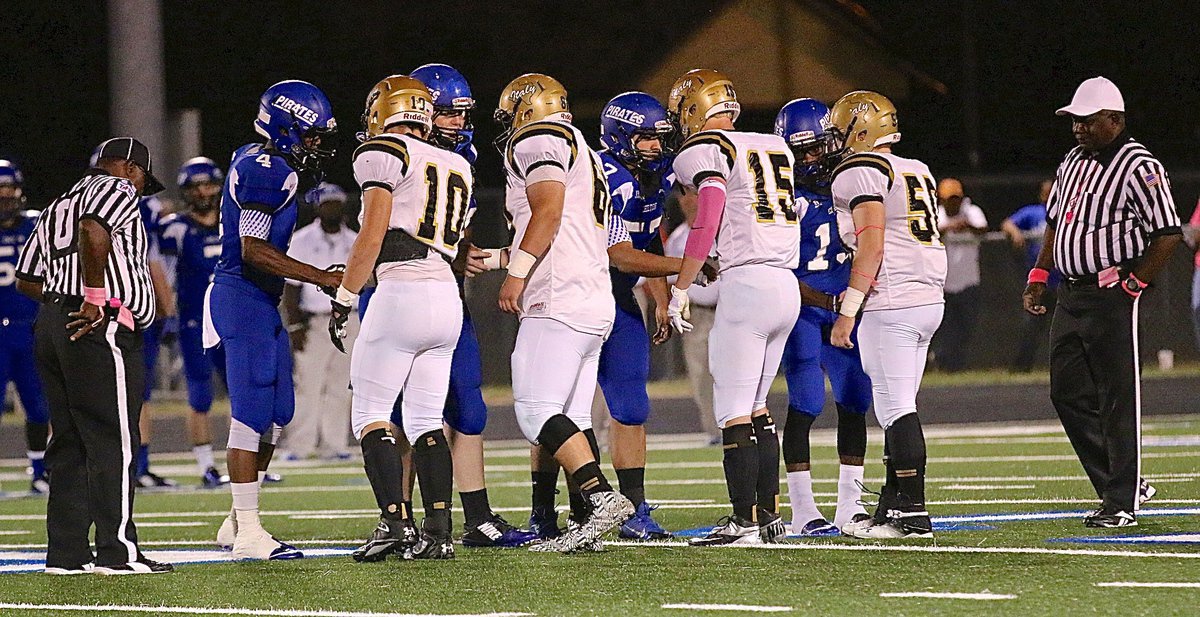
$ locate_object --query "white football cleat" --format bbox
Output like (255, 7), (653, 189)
(839, 512), (874, 537)
(232, 527), (304, 561)
(689, 515), (762, 546)
(216, 511), (237, 550)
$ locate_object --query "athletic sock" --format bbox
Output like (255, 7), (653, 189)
(136, 444), (150, 477)
(615, 467), (646, 508)
(721, 424), (758, 521)
(230, 481), (261, 530)
(582, 428), (602, 461)
(752, 414), (781, 515)
(460, 489), (491, 527)
(28, 450), (45, 480)
(886, 414), (927, 507)
(786, 470), (822, 527)
(531, 470), (559, 516)
(782, 408), (815, 468)
(413, 430), (454, 536)
(193, 443), (215, 475)
(833, 464), (867, 528)
(568, 488), (590, 524)
(569, 461), (613, 499)
(25, 422), (48, 478)
(835, 404), (867, 460)
(360, 427), (406, 518)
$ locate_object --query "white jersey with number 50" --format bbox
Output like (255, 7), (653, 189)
(672, 129), (800, 271)
(352, 133), (474, 282)
(831, 151), (946, 311)
(503, 120), (614, 336)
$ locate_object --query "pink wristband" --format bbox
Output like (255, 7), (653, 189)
(83, 286), (107, 306)
(1027, 268), (1050, 285)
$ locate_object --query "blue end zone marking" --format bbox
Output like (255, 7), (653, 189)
(1050, 533), (1200, 546)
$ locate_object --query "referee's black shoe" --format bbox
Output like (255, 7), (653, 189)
(94, 554), (174, 575)
(1085, 509), (1137, 529)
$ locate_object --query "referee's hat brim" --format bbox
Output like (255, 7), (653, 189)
(94, 137), (165, 195)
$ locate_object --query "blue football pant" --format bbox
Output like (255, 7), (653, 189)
(597, 304), (651, 426)
(782, 305), (872, 417)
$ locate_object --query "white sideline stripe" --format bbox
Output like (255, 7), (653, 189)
(0, 604), (531, 617)
(937, 507), (1200, 524)
(661, 603), (793, 612)
(1096, 582), (1200, 589)
(138, 521), (208, 528)
(606, 540), (1200, 559)
(879, 592), (1016, 600)
(0, 530), (28, 536)
(940, 484), (1036, 490)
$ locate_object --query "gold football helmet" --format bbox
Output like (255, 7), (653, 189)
(828, 90), (901, 153)
(494, 73), (571, 140)
(360, 75), (433, 140)
(667, 69), (740, 140)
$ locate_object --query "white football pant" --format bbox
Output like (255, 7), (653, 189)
(857, 303), (944, 430)
(512, 317), (603, 443)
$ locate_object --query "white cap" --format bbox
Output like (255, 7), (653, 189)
(1056, 76), (1125, 116)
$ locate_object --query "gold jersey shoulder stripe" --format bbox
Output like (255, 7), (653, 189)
(833, 152), (894, 190)
(353, 135), (410, 175)
(678, 131), (736, 172)
(507, 121), (578, 174)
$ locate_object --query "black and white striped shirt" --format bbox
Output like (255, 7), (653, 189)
(15, 170), (155, 328)
(1047, 133), (1181, 277)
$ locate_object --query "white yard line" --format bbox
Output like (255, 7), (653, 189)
(661, 604), (793, 612)
(939, 484), (1037, 490)
(879, 592), (1016, 600)
(1095, 582), (1200, 589)
(138, 521), (208, 527)
(0, 604), (531, 617)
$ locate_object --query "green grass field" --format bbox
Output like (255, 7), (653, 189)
(1, 416), (1198, 616)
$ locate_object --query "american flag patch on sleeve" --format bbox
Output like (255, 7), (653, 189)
(1141, 170), (1160, 187)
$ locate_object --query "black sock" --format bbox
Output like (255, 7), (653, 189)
(835, 404), (867, 460)
(616, 468), (646, 507)
(753, 414), (780, 515)
(783, 408), (815, 469)
(413, 430), (454, 535)
(568, 488), (591, 523)
(360, 427), (406, 518)
(582, 428), (602, 461)
(569, 461), (612, 499)
(531, 470), (559, 515)
(886, 414), (927, 506)
(460, 489), (491, 527)
(25, 421), (49, 453)
(721, 424), (758, 521)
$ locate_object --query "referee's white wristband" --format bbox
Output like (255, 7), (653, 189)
(507, 249), (538, 279)
(335, 285), (358, 306)
(839, 287), (866, 318)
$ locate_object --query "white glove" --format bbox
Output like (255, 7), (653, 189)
(667, 285), (693, 333)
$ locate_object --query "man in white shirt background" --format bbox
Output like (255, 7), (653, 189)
(281, 183), (358, 460)
(932, 178), (988, 372)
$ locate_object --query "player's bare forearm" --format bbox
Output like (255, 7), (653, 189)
(675, 255), (705, 291)
(78, 218), (112, 289)
(1032, 224), (1056, 271)
(645, 276), (669, 308)
(342, 188), (392, 293)
(1133, 233), (1182, 284)
(608, 243), (683, 277)
(519, 181), (566, 259)
(242, 236), (336, 287)
(846, 201), (885, 295)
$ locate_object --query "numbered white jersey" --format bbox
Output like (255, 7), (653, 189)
(503, 120), (614, 336)
(672, 129), (800, 271)
(830, 152), (946, 311)
(352, 133), (473, 281)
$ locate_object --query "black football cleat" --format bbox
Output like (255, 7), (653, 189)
(352, 516), (416, 563)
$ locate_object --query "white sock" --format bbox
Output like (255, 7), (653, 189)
(786, 470), (823, 528)
(257, 471), (267, 487)
(834, 464), (867, 528)
(193, 444), (215, 475)
(231, 482), (261, 530)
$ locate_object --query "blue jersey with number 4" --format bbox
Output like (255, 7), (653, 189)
(212, 143), (301, 304)
(794, 185), (851, 295)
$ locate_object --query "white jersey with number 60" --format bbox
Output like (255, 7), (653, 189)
(831, 151), (947, 311)
(672, 129), (800, 271)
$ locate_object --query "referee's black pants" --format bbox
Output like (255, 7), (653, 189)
(1049, 281), (1141, 514)
(34, 301), (145, 568)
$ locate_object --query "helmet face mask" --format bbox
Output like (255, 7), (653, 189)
(600, 91), (673, 173)
(255, 80), (338, 177)
(411, 63), (476, 155)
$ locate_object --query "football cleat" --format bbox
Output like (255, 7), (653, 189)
(136, 471), (178, 489)
(529, 507), (563, 540)
(93, 555), (173, 575)
(462, 513), (539, 548)
(1086, 510), (1137, 528)
(404, 530), (455, 560)
(44, 562), (93, 575)
(1139, 480), (1157, 506)
(262, 473), (284, 483)
(852, 508), (933, 540)
(352, 516), (417, 562)
(30, 474), (50, 495)
(759, 509), (787, 543)
(530, 492), (633, 554)
(232, 528), (304, 561)
(201, 467), (229, 489)
(619, 502), (673, 541)
(216, 511), (237, 550)
(839, 512), (874, 537)
(797, 518), (840, 537)
(689, 515), (762, 546)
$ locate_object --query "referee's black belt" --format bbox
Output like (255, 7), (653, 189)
(1064, 259), (1141, 288)
(42, 292), (84, 307)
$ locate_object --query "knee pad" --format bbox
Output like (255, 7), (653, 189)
(413, 427), (449, 452)
(782, 408), (816, 466)
(607, 393), (650, 426)
(722, 423), (756, 450)
(876, 406), (917, 431)
(884, 413), (925, 470)
(536, 413), (581, 455)
(264, 423), (284, 446)
(227, 418), (262, 453)
(836, 404), (868, 459)
(517, 401), (563, 444)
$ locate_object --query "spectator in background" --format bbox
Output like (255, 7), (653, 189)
(280, 183), (357, 460)
(1002, 180), (1057, 371)
(664, 192), (720, 444)
(1187, 199), (1200, 353)
(933, 178), (988, 372)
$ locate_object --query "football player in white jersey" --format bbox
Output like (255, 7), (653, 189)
(493, 73), (635, 553)
(827, 90), (947, 539)
(667, 69), (801, 546)
(332, 75), (474, 560)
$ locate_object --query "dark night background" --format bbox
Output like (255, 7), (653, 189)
(4, 1), (1200, 204)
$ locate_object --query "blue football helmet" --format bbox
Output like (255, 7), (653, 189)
(774, 98), (835, 183)
(411, 63), (475, 154)
(253, 80), (338, 174)
(177, 156), (225, 211)
(0, 159), (25, 217)
(600, 92), (674, 173)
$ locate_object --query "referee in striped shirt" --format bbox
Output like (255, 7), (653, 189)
(1023, 78), (1182, 529)
(15, 137), (173, 574)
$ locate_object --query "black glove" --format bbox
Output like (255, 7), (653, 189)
(328, 299), (352, 353)
(319, 264), (346, 299)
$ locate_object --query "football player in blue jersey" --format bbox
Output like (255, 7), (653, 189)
(0, 160), (50, 494)
(206, 80), (342, 560)
(774, 98), (873, 536)
(158, 157), (229, 488)
(590, 91), (675, 540)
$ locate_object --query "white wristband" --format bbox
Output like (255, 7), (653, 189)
(481, 248), (506, 270)
(507, 249), (537, 279)
(335, 285), (358, 306)
(839, 287), (866, 318)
